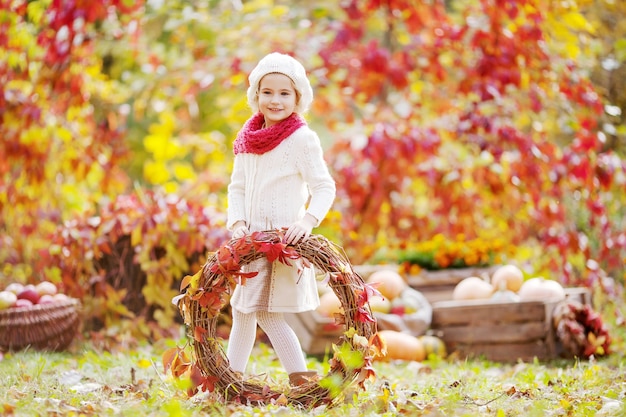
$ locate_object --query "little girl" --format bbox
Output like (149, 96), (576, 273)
(226, 52), (336, 386)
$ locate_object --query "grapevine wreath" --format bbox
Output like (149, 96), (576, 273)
(167, 230), (382, 408)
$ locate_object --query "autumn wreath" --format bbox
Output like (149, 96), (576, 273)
(164, 230), (382, 408)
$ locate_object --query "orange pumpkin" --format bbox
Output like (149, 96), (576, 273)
(377, 330), (426, 362)
(452, 276), (494, 300)
(491, 264), (524, 292)
(367, 270), (407, 300)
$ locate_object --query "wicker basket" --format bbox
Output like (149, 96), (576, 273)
(0, 299), (81, 352)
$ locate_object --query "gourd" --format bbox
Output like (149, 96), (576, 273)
(491, 264), (524, 292)
(518, 277), (565, 301)
(378, 330), (426, 362)
(367, 270), (407, 300)
(418, 335), (447, 359)
(452, 276), (494, 300)
(491, 280), (520, 302)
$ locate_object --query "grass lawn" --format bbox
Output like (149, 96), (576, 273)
(1, 333), (625, 417)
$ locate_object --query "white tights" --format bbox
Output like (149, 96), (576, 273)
(226, 309), (307, 375)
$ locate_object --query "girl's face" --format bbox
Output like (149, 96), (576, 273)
(257, 73), (298, 127)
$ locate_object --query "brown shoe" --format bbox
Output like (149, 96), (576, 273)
(288, 371), (317, 386)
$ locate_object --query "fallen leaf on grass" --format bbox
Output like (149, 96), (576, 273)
(1, 403), (15, 414)
(69, 382), (102, 394)
(274, 393), (288, 406)
(137, 358), (152, 369)
(58, 370), (83, 386)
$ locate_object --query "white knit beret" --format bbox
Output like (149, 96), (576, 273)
(246, 52), (314, 114)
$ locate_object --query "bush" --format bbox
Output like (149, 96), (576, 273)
(38, 189), (229, 339)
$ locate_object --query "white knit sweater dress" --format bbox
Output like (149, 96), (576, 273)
(227, 125), (336, 313)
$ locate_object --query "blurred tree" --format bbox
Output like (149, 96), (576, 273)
(579, 0), (626, 153)
(315, 0), (625, 284)
(0, 0), (141, 283)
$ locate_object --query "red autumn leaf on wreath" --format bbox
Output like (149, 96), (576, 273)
(369, 332), (387, 359)
(212, 245), (241, 273)
(234, 270), (259, 287)
(180, 274), (193, 292)
(193, 290), (223, 317)
(356, 362), (377, 388)
(193, 325), (207, 343)
(208, 275), (226, 292)
(355, 306), (376, 324)
(277, 245), (312, 272)
(187, 364), (220, 396)
(232, 236), (254, 260)
(278, 245), (301, 263)
(180, 269), (201, 292)
(355, 282), (383, 307)
(257, 241), (287, 263)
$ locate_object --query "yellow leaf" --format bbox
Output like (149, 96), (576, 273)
(148, 112), (175, 135)
(565, 42), (581, 60)
(242, 0), (271, 13)
(163, 181), (179, 194)
(230, 73), (245, 86)
(131, 224), (142, 247)
(270, 5), (288, 17)
(27, 1), (46, 24)
(562, 12), (593, 32)
(173, 162), (195, 181)
(137, 358), (152, 369)
(438, 51), (454, 67)
(397, 32), (411, 46)
(143, 160), (170, 184)
(8, 52), (26, 70)
(143, 134), (167, 154)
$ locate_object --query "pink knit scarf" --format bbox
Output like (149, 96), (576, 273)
(233, 112), (306, 155)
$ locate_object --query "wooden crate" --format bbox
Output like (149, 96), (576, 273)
(409, 266), (499, 302)
(430, 287), (591, 362)
(287, 265), (497, 355)
(284, 309), (344, 356)
(354, 264), (498, 303)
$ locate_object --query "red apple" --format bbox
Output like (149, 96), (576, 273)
(14, 298), (33, 308)
(4, 283), (24, 295)
(0, 291), (17, 310)
(390, 306), (405, 315)
(35, 281), (58, 296)
(17, 285), (40, 304)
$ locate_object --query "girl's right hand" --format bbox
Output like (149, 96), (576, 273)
(232, 221), (248, 239)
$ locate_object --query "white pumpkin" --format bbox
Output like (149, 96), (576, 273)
(491, 264), (524, 292)
(518, 277), (565, 301)
(452, 276), (494, 300)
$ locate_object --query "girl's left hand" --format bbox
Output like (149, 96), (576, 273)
(284, 213), (317, 244)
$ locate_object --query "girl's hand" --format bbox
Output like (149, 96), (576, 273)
(284, 213), (317, 244)
(232, 221), (248, 239)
